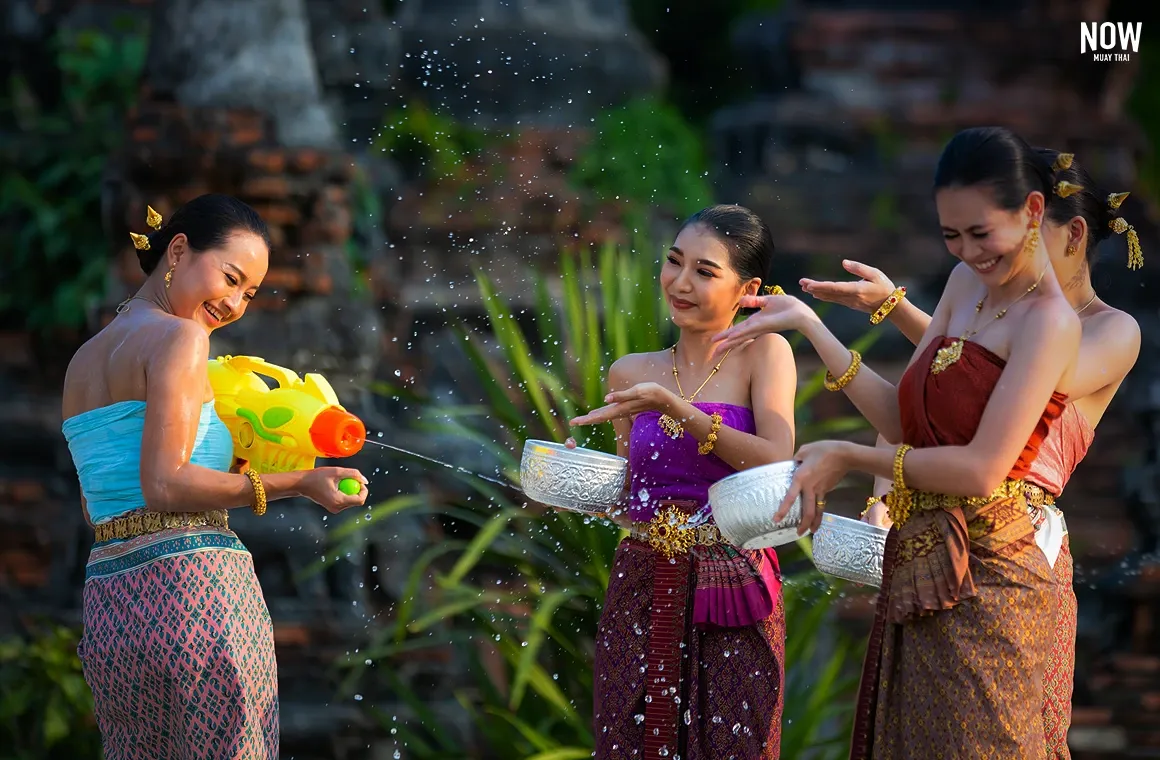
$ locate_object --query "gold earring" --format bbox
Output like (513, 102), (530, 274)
(1065, 242), (1078, 257)
(164, 265), (174, 288)
(1021, 219), (1041, 258)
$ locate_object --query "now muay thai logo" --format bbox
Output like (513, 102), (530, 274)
(1080, 22), (1142, 62)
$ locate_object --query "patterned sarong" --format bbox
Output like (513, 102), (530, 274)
(593, 535), (784, 759)
(851, 494), (1057, 759)
(80, 526), (279, 759)
(1043, 537), (1076, 759)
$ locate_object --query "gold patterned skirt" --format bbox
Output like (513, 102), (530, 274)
(851, 491), (1057, 760)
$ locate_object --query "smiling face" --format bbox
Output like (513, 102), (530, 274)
(165, 230), (269, 332)
(935, 185), (1046, 286)
(660, 223), (760, 331)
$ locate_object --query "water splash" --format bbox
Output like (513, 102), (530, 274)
(362, 438), (513, 489)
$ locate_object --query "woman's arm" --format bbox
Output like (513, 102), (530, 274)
(672, 334), (796, 470)
(799, 259), (932, 344)
(139, 320), (364, 513)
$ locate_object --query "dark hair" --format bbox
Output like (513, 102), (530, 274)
(136, 194), (271, 275)
(1036, 148), (1116, 266)
(933, 127), (1054, 211)
(680, 204), (776, 287)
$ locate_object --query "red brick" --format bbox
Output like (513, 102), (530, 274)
(290, 149), (326, 173)
(273, 623), (310, 646)
(1070, 706), (1114, 726)
(9, 481), (45, 503)
(0, 332), (32, 369)
(1, 550), (49, 587)
(1142, 692), (1160, 712)
(132, 125), (159, 143)
(230, 127), (264, 147)
(241, 176), (293, 199)
(248, 149), (287, 174)
(226, 110), (265, 134)
(174, 184), (211, 204)
(249, 202), (300, 226)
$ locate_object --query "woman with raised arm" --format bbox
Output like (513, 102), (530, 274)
(712, 127), (1085, 757)
(61, 195), (369, 759)
(799, 149), (1142, 758)
(568, 205), (797, 759)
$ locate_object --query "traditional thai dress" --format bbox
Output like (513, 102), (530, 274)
(1025, 404), (1095, 760)
(594, 402), (785, 759)
(851, 339), (1064, 760)
(63, 400), (279, 760)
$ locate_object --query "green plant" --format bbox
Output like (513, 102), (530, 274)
(572, 97), (713, 222)
(0, 625), (102, 759)
(336, 242), (869, 758)
(0, 25), (146, 332)
(373, 100), (491, 180)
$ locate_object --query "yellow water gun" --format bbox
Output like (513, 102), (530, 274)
(207, 355), (367, 495)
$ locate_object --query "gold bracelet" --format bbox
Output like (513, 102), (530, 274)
(244, 468), (268, 516)
(869, 287), (906, 325)
(860, 495), (880, 519)
(823, 350), (862, 392)
(883, 444), (914, 525)
(698, 413), (723, 456)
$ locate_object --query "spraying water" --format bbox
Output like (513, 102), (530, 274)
(362, 438), (515, 489)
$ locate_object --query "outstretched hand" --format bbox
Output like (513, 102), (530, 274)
(799, 260), (895, 314)
(711, 293), (814, 362)
(569, 382), (679, 427)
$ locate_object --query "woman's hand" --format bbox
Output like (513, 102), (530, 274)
(862, 497), (892, 529)
(710, 294), (817, 361)
(569, 382), (679, 427)
(773, 440), (853, 535)
(799, 260), (895, 314)
(299, 467), (368, 513)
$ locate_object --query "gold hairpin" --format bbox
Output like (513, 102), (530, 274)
(1054, 181), (1083, 198)
(1052, 153), (1074, 172)
(1107, 192), (1130, 210)
(129, 205), (164, 250)
(1109, 217), (1144, 270)
(763, 285), (785, 296)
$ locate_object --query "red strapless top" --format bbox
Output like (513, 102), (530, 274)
(899, 338), (1068, 479)
(1025, 403), (1095, 496)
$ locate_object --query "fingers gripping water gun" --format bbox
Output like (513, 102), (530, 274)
(207, 355), (367, 495)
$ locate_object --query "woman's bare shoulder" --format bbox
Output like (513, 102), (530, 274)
(609, 350), (666, 385)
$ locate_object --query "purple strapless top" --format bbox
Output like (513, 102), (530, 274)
(627, 402), (756, 522)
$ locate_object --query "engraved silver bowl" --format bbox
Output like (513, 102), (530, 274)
(707, 460), (802, 549)
(811, 513), (888, 587)
(519, 440), (628, 514)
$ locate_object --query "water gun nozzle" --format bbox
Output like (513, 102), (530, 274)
(310, 407), (367, 459)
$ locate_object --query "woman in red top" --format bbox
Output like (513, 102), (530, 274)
(712, 127), (1083, 758)
(797, 149), (1141, 759)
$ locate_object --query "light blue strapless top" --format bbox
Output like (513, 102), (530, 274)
(62, 400), (234, 524)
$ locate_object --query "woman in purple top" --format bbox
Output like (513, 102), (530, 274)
(569, 205), (798, 759)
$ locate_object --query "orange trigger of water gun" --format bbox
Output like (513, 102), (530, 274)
(207, 355), (367, 475)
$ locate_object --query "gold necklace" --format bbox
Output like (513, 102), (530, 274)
(115, 296), (161, 314)
(1075, 292), (1098, 315)
(657, 344), (732, 438)
(929, 266), (1048, 375)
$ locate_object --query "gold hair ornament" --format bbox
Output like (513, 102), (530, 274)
(763, 285), (785, 296)
(128, 205), (164, 250)
(1054, 181), (1083, 198)
(1052, 153), (1074, 172)
(1107, 192), (1130, 210)
(1109, 217), (1144, 270)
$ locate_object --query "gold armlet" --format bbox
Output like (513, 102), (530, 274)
(823, 350), (862, 392)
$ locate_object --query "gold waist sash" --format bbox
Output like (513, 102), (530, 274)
(94, 509), (230, 543)
(885, 478), (1050, 528)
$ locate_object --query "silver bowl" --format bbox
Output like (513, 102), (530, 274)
(811, 513), (888, 587)
(707, 460), (802, 549)
(519, 440), (628, 514)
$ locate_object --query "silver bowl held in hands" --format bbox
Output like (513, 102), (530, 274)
(708, 460), (802, 549)
(811, 513), (888, 587)
(520, 440), (628, 514)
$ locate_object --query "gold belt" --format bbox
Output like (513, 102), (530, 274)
(885, 478), (1033, 528)
(1022, 483), (1056, 508)
(94, 510), (230, 542)
(630, 505), (725, 559)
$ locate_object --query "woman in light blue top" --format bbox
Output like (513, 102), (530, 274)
(61, 194), (368, 760)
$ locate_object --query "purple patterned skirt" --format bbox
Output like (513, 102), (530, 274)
(594, 537), (785, 759)
(79, 526), (279, 759)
